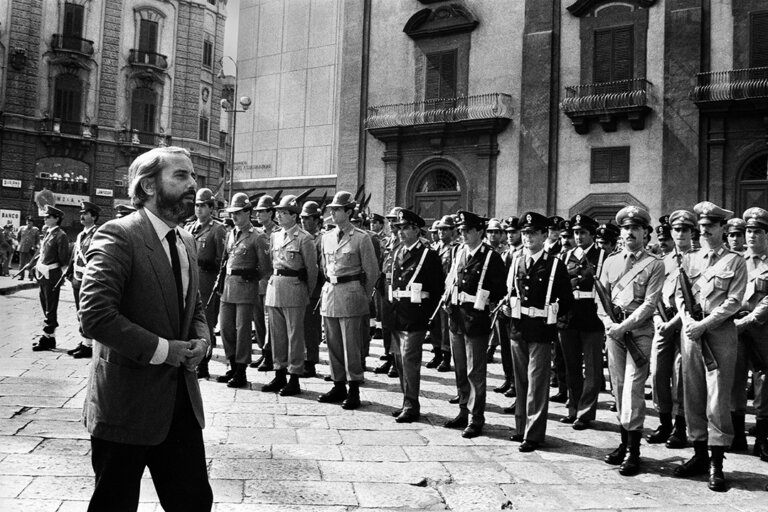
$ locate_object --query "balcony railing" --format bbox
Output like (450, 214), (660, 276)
(691, 66), (768, 103)
(560, 78), (651, 114)
(128, 49), (169, 71)
(51, 34), (95, 56)
(35, 177), (89, 196)
(39, 118), (97, 138)
(117, 129), (171, 147)
(365, 93), (513, 129)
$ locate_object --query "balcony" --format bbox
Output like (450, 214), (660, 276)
(128, 49), (169, 71)
(35, 176), (89, 196)
(560, 78), (652, 134)
(691, 67), (768, 105)
(51, 34), (94, 56)
(117, 129), (171, 156)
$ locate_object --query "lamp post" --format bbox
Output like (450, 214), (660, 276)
(218, 56), (252, 203)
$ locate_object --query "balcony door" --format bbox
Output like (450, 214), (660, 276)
(62, 2), (84, 50)
(411, 168), (463, 226)
(737, 153), (768, 214)
(131, 88), (157, 144)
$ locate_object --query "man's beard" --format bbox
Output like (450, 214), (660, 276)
(156, 181), (195, 224)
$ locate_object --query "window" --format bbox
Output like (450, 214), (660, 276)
(62, 2), (84, 50)
(425, 50), (457, 100)
(139, 19), (158, 53)
(202, 36), (213, 69)
(53, 74), (82, 134)
(219, 131), (227, 148)
(131, 88), (157, 144)
(593, 26), (633, 83)
(591, 147), (630, 183)
(751, 12), (768, 68)
(198, 116), (209, 142)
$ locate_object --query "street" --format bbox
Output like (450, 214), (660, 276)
(1, 278), (767, 511)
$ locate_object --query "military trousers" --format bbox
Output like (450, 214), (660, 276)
(510, 337), (551, 443)
(606, 326), (652, 431)
(220, 302), (254, 364)
(450, 330), (488, 425)
(38, 269), (62, 334)
(324, 315), (365, 382)
(732, 325), (768, 418)
(650, 327), (684, 416)
(681, 320), (737, 446)
(559, 327), (604, 422)
(252, 293), (268, 349)
(392, 330), (426, 415)
(199, 270), (219, 349)
(494, 317), (514, 382)
(71, 280), (92, 346)
(304, 297), (322, 363)
(267, 305), (306, 375)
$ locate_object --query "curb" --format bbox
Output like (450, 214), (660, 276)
(0, 281), (39, 296)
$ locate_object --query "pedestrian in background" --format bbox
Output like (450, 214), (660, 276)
(16, 217), (40, 281)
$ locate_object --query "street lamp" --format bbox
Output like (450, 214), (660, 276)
(218, 56), (252, 203)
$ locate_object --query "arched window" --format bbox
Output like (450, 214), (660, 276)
(53, 74), (82, 134)
(411, 167), (463, 224)
(417, 169), (460, 193)
(131, 87), (157, 144)
(737, 153), (768, 213)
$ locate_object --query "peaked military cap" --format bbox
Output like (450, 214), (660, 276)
(658, 214), (671, 226)
(328, 191), (356, 209)
(616, 206), (651, 228)
(44, 205), (64, 218)
(558, 219), (573, 233)
(275, 195), (301, 214)
(506, 216), (520, 231)
(726, 217), (746, 234)
(655, 224), (672, 240)
(254, 194), (276, 211)
(226, 192), (252, 213)
(300, 200), (321, 218)
(79, 201), (101, 215)
(456, 210), (488, 230)
(519, 212), (549, 232)
(370, 213), (385, 224)
(668, 209), (696, 228)
(548, 215), (564, 230)
(570, 213), (598, 233)
(596, 223), (620, 242)
(195, 188), (215, 205)
(486, 218), (504, 232)
(693, 201), (733, 224)
(394, 208), (425, 228)
(435, 214), (456, 229)
(744, 207), (768, 230)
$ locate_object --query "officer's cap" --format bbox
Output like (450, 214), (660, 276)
(668, 210), (696, 228)
(658, 214), (671, 226)
(548, 216), (564, 230)
(456, 210), (488, 230)
(570, 214), (598, 233)
(275, 195), (301, 214)
(596, 223), (620, 242)
(79, 201), (101, 215)
(114, 204), (136, 218)
(558, 219), (573, 234)
(327, 191), (357, 209)
(744, 207), (768, 230)
(44, 205), (64, 218)
(519, 212), (549, 232)
(615, 206), (651, 228)
(693, 201), (733, 225)
(394, 209), (425, 228)
(300, 200), (321, 218)
(370, 213), (385, 224)
(506, 216), (520, 231)
(435, 214), (456, 229)
(195, 188), (215, 205)
(726, 217), (746, 234)
(429, 220), (440, 232)
(226, 192), (252, 213)
(655, 224), (672, 240)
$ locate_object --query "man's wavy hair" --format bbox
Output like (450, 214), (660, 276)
(128, 146), (191, 208)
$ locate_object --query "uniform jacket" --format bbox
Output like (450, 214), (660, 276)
(258, 222), (280, 293)
(71, 225), (98, 283)
(736, 249), (768, 333)
(320, 224), (379, 317)
(308, 229), (324, 299)
(389, 240), (444, 331)
(562, 244), (605, 331)
(674, 245), (747, 332)
(38, 226), (71, 269)
(544, 238), (562, 256)
(447, 242), (507, 337)
(435, 239), (459, 277)
(265, 223), (318, 307)
(506, 250), (574, 342)
(79, 208), (210, 445)
(17, 225), (40, 253)
(185, 218), (227, 273)
(221, 226), (270, 304)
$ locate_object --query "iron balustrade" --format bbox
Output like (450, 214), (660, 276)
(691, 67), (768, 102)
(560, 78), (651, 114)
(51, 34), (95, 56)
(128, 49), (169, 70)
(365, 93), (513, 129)
(39, 119), (97, 138)
(117, 129), (171, 147)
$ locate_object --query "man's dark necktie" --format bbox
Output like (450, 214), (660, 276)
(166, 229), (184, 326)
(337, 230), (344, 243)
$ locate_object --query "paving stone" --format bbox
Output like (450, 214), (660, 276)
(0, 405), (23, 419)
(0, 418), (31, 436)
(16, 420), (88, 439)
(338, 429), (427, 446)
(227, 427), (297, 445)
(0, 396), (69, 408)
(0, 435), (42, 454)
(354, 482), (444, 509)
(403, 445), (482, 462)
(418, 427), (476, 446)
(0, 378), (84, 397)
(500, 461), (570, 484)
(438, 483), (509, 511)
(0, 454), (91, 476)
(214, 504), (346, 512)
(25, 407), (83, 422)
(19, 476), (92, 500)
(243, 480), (357, 506)
(318, 461), (448, 484)
(272, 444), (343, 461)
(339, 445), (409, 462)
(0, 498), (61, 512)
(205, 444), (271, 459)
(295, 428), (341, 445)
(273, 414), (328, 429)
(211, 413), (274, 428)
(209, 479), (244, 503)
(498, 483), (577, 510)
(31, 438), (89, 456)
(210, 458), (321, 481)
(284, 403), (336, 416)
(443, 461), (515, 484)
(0, 475), (33, 498)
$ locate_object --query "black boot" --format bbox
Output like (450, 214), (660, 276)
(374, 355), (392, 374)
(227, 363), (248, 388)
(217, 357), (236, 383)
(755, 419), (768, 461)
(303, 361), (317, 378)
(729, 412), (748, 452)
(425, 349), (442, 369)
(258, 349), (274, 372)
(32, 336), (56, 352)
(708, 446), (727, 492)
(250, 354), (264, 369)
(436, 350), (451, 372)
(262, 368), (288, 392)
(279, 373), (301, 396)
(666, 415), (688, 449)
(605, 427), (628, 465)
(494, 378), (512, 394)
(646, 412), (672, 444)
(619, 431), (642, 476)
(318, 382), (347, 403)
(342, 381), (361, 410)
(674, 440), (710, 477)
(387, 363), (398, 378)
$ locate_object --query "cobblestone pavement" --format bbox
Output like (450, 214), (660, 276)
(1, 278), (767, 511)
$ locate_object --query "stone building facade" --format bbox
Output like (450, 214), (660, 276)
(0, 0), (229, 236)
(233, 0), (767, 225)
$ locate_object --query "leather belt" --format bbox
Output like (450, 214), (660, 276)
(392, 290), (431, 300)
(274, 268), (300, 277)
(573, 290), (595, 299)
(326, 274), (362, 285)
(198, 260), (217, 272)
(457, 291), (476, 303)
(227, 268), (258, 278)
(521, 306), (547, 318)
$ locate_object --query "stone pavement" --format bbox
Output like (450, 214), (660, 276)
(1, 282), (767, 511)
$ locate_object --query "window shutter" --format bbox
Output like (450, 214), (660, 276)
(139, 20), (158, 52)
(593, 29), (612, 83)
(425, 53), (442, 100)
(751, 12), (768, 68)
(591, 147), (629, 183)
(591, 148), (610, 182)
(425, 50), (458, 100)
(609, 147), (630, 181)
(63, 3), (84, 38)
(594, 26), (633, 83)
(613, 26), (633, 81)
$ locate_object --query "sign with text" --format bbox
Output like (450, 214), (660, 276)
(0, 209), (21, 229)
(95, 188), (114, 197)
(2, 179), (21, 189)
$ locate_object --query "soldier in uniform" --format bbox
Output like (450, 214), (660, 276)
(732, 207), (768, 460)
(726, 217), (746, 254)
(65, 201), (101, 358)
(33, 205), (71, 351)
(596, 223), (620, 255)
(185, 188), (227, 378)
(485, 218), (509, 365)
(317, 191), (379, 409)
(504, 212), (573, 451)
(374, 207), (403, 377)
(647, 210), (695, 448)
(551, 218), (573, 404)
(544, 216), (563, 256)
(673, 201), (747, 492)
(558, 214), (606, 430)
(496, 217), (523, 403)
(598, 206), (664, 476)
(443, 211), (506, 438)
(427, 214), (459, 373)
(300, 201), (324, 378)
(506, 216), (522, 252)
(16, 217), (40, 281)
(656, 222), (675, 256)
(251, 194), (279, 371)
(262, 196), (318, 396)
(387, 209), (444, 422)
(217, 193), (270, 388)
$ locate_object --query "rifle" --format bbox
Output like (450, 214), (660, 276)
(655, 301), (669, 323)
(54, 265), (72, 291)
(12, 252), (39, 279)
(594, 278), (648, 367)
(677, 266), (718, 371)
(206, 251), (229, 309)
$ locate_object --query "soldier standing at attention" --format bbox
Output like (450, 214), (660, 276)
(65, 201), (101, 358)
(673, 201), (747, 492)
(185, 188), (227, 378)
(443, 211), (506, 438)
(33, 205), (71, 351)
(505, 212), (573, 451)
(16, 217), (40, 281)
(217, 193), (270, 388)
(300, 201), (324, 378)
(388, 209), (444, 422)
(726, 217), (747, 254)
(429, 215), (459, 373)
(262, 196), (318, 396)
(731, 207), (768, 459)
(485, 218), (509, 365)
(251, 195), (279, 372)
(647, 210), (696, 449)
(317, 191), (379, 409)
(596, 223), (620, 255)
(598, 206), (664, 476)
(374, 207), (403, 377)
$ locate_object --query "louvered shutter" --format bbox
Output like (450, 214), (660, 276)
(63, 3), (84, 38)
(425, 53), (441, 100)
(139, 20), (159, 53)
(439, 51), (457, 98)
(609, 147), (630, 182)
(591, 147), (630, 183)
(593, 29), (612, 83)
(591, 148), (611, 182)
(751, 12), (768, 68)
(613, 26), (633, 81)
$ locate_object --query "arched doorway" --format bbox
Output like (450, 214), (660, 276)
(737, 153), (768, 214)
(410, 165), (464, 225)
